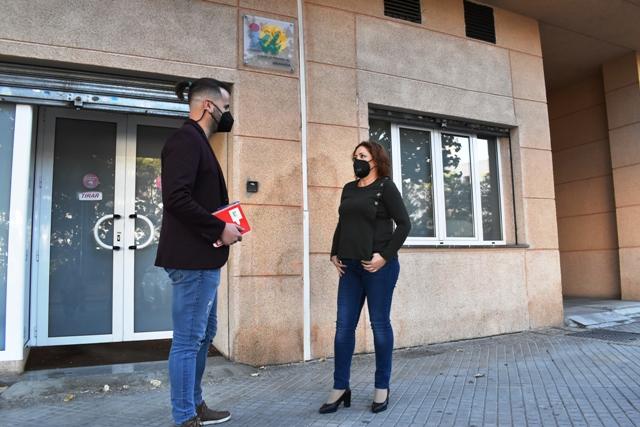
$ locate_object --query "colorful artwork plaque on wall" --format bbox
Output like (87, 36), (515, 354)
(243, 15), (295, 72)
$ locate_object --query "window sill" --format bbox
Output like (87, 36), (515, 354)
(402, 243), (530, 250)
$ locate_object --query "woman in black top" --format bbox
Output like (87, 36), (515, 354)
(319, 141), (411, 415)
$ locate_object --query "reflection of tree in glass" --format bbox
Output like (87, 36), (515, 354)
(441, 134), (473, 237)
(480, 172), (503, 240)
(368, 119), (392, 165)
(135, 157), (162, 244)
(48, 150), (115, 337)
(134, 151), (172, 333)
(50, 167), (114, 274)
(0, 212), (8, 281)
(399, 129), (434, 237)
(49, 162), (115, 278)
(477, 138), (502, 241)
(480, 174), (494, 237)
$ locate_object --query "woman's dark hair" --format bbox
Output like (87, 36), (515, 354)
(175, 78), (230, 103)
(353, 141), (392, 178)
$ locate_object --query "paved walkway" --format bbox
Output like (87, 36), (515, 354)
(3, 323), (640, 426)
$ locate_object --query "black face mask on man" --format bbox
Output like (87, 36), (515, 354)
(198, 104), (233, 132)
(196, 102), (234, 134)
(210, 104), (234, 133)
(353, 158), (371, 178)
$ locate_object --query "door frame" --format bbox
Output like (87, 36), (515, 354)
(32, 107), (129, 346)
(122, 114), (182, 342)
(32, 108), (184, 346)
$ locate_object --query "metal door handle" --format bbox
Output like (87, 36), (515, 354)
(129, 214), (156, 250)
(93, 214), (121, 250)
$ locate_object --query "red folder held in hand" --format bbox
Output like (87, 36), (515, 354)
(212, 201), (251, 247)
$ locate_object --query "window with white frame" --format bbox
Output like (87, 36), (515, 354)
(370, 118), (505, 245)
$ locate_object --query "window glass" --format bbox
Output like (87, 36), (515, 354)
(399, 128), (435, 237)
(367, 118), (504, 244)
(0, 103), (16, 351)
(369, 119), (392, 165)
(441, 133), (474, 238)
(477, 137), (502, 241)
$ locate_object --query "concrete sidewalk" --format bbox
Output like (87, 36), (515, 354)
(3, 323), (640, 426)
(564, 298), (640, 328)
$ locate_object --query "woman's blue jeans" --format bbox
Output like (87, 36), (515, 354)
(333, 258), (400, 390)
(165, 268), (220, 425)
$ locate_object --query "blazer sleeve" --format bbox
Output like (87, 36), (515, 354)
(380, 180), (411, 261)
(161, 135), (226, 243)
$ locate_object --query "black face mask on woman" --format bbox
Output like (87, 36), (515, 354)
(353, 158), (371, 178)
(210, 104), (234, 133)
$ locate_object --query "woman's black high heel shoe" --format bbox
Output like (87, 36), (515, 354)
(371, 388), (389, 413)
(318, 389), (351, 414)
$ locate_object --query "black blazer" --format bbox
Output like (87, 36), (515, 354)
(155, 119), (230, 270)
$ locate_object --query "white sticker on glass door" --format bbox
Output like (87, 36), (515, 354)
(77, 191), (103, 201)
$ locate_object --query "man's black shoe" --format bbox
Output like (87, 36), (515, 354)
(197, 401), (231, 425)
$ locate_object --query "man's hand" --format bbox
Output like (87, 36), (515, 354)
(220, 222), (244, 246)
(362, 253), (386, 273)
(331, 255), (346, 277)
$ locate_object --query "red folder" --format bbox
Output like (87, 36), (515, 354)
(212, 201), (251, 247)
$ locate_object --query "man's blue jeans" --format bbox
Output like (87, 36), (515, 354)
(165, 268), (220, 425)
(333, 258), (400, 390)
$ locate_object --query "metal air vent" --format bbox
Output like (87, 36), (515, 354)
(384, 0), (422, 24)
(464, 1), (496, 44)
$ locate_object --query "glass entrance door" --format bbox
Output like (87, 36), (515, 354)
(34, 108), (182, 346)
(123, 116), (181, 340)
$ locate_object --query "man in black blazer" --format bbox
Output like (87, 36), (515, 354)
(156, 78), (242, 427)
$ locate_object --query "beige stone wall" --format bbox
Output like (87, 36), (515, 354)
(0, 0), (305, 366)
(305, 0), (562, 358)
(548, 75), (620, 298)
(223, 1), (305, 366)
(0, 0), (564, 365)
(603, 52), (640, 300)
(0, 0), (239, 82)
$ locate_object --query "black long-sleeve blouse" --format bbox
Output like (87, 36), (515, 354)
(330, 177), (411, 261)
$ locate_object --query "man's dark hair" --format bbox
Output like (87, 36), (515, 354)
(174, 78), (230, 104)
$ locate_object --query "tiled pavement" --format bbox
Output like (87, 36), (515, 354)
(3, 324), (640, 426)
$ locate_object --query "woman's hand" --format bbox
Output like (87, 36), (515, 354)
(362, 253), (386, 273)
(331, 255), (346, 277)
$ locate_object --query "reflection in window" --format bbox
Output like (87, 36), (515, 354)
(48, 118), (116, 337)
(441, 134), (474, 238)
(133, 125), (175, 333)
(477, 137), (502, 241)
(0, 103), (16, 351)
(368, 117), (505, 244)
(369, 119), (392, 166)
(399, 128), (435, 237)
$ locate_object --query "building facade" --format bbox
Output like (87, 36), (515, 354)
(0, 0), (638, 373)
